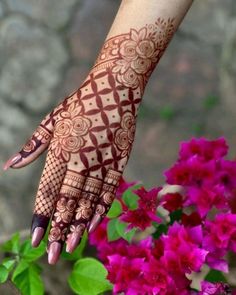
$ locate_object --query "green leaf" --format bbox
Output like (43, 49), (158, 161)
(20, 239), (46, 262)
(169, 209), (182, 224)
(12, 260), (44, 295)
(122, 185), (141, 210)
(152, 224), (168, 239)
(61, 231), (88, 261)
(107, 219), (120, 242)
(205, 269), (227, 283)
(107, 199), (122, 218)
(68, 257), (112, 295)
(0, 265), (9, 283)
(115, 219), (136, 243)
(0, 232), (20, 254)
(1, 258), (16, 272)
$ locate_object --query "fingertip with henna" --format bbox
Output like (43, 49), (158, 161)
(66, 233), (81, 253)
(48, 242), (61, 265)
(31, 227), (45, 248)
(88, 214), (101, 233)
(3, 153), (22, 171)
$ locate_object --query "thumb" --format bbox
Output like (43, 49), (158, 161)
(3, 123), (53, 170)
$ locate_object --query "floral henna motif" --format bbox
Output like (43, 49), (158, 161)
(114, 111), (136, 157)
(51, 102), (92, 162)
(94, 17), (175, 92)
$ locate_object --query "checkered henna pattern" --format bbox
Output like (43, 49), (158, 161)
(4, 18), (176, 263)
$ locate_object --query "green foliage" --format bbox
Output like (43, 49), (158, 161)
(0, 233), (46, 294)
(12, 260), (44, 295)
(1, 232), (20, 254)
(20, 239), (46, 262)
(0, 265), (9, 283)
(169, 209), (182, 224)
(152, 223), (168, 239)
(122, 184), (142, 210)
(205, 269), (227, 283)
(107, 218), (121, 242)
(107, 218), (136, 243)
(107, 199), (123, 218)
(61, 231), (88, 261)
(68, 257), (113, 295)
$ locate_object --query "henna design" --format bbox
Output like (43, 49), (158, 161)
(94, 17), (175, 92)
(66, 177), (103, 244)
(95, 169), (122, 218)
(48, 171), (85, 244)
(3, 17), (176, 258)
(51, 102), (92, 162)
(114, 111), (136, 157)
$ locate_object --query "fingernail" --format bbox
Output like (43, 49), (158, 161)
(88, 215), (101, 233)
(66, 233), (81, 253)
(48, 242), (61, 265)
(3, 153), (22, 171)
(31, 227), (45, 248)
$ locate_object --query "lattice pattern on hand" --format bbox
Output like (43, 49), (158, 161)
(34, 150), (67, 217)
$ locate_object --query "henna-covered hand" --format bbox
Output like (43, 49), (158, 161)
(4, 18), (175, 264)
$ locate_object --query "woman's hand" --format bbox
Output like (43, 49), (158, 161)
(4, 63), (141, 263)
(4, 0), (193, 263)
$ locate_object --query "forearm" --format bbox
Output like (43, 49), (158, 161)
(107, 0), (193, 38)
(91, 0), (193, 93)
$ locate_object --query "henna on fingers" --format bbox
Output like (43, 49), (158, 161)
(66, 176), (103, 253)
(89, 169), (122, 233)
(47, 170), (85, 264)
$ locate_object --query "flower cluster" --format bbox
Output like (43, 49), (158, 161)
(89, 138), (236, 294)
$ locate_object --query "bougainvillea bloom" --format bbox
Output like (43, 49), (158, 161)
(199, 281), (231, 295)
(203, 213), (236, 252)
(161, 192), (184, 212)
(90, 137), (236, 294)
(179, 137), (228, 162)
(120, 186), (162, 230)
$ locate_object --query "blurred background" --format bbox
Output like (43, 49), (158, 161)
(0, 0), (236, 293)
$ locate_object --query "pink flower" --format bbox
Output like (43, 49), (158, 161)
(134, 186), (162, 211)
(179, 137), (228, 162)
(162, 223), (207, 274)
(116, 177), (139, 198)
(89, 217), (109, 248)
(165, 158), (216, 187)
(120, 186), (162, 230)
(141, 257), (172, 294)
(199, 281), (231, 295)
(120, 207), (161, 230)
(187, 187), (227, 217)
(203, 213), (236, 252)
(161, 192), (184, 212)
(181, 212), (202, 227)
(106, 254), (144, 294)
